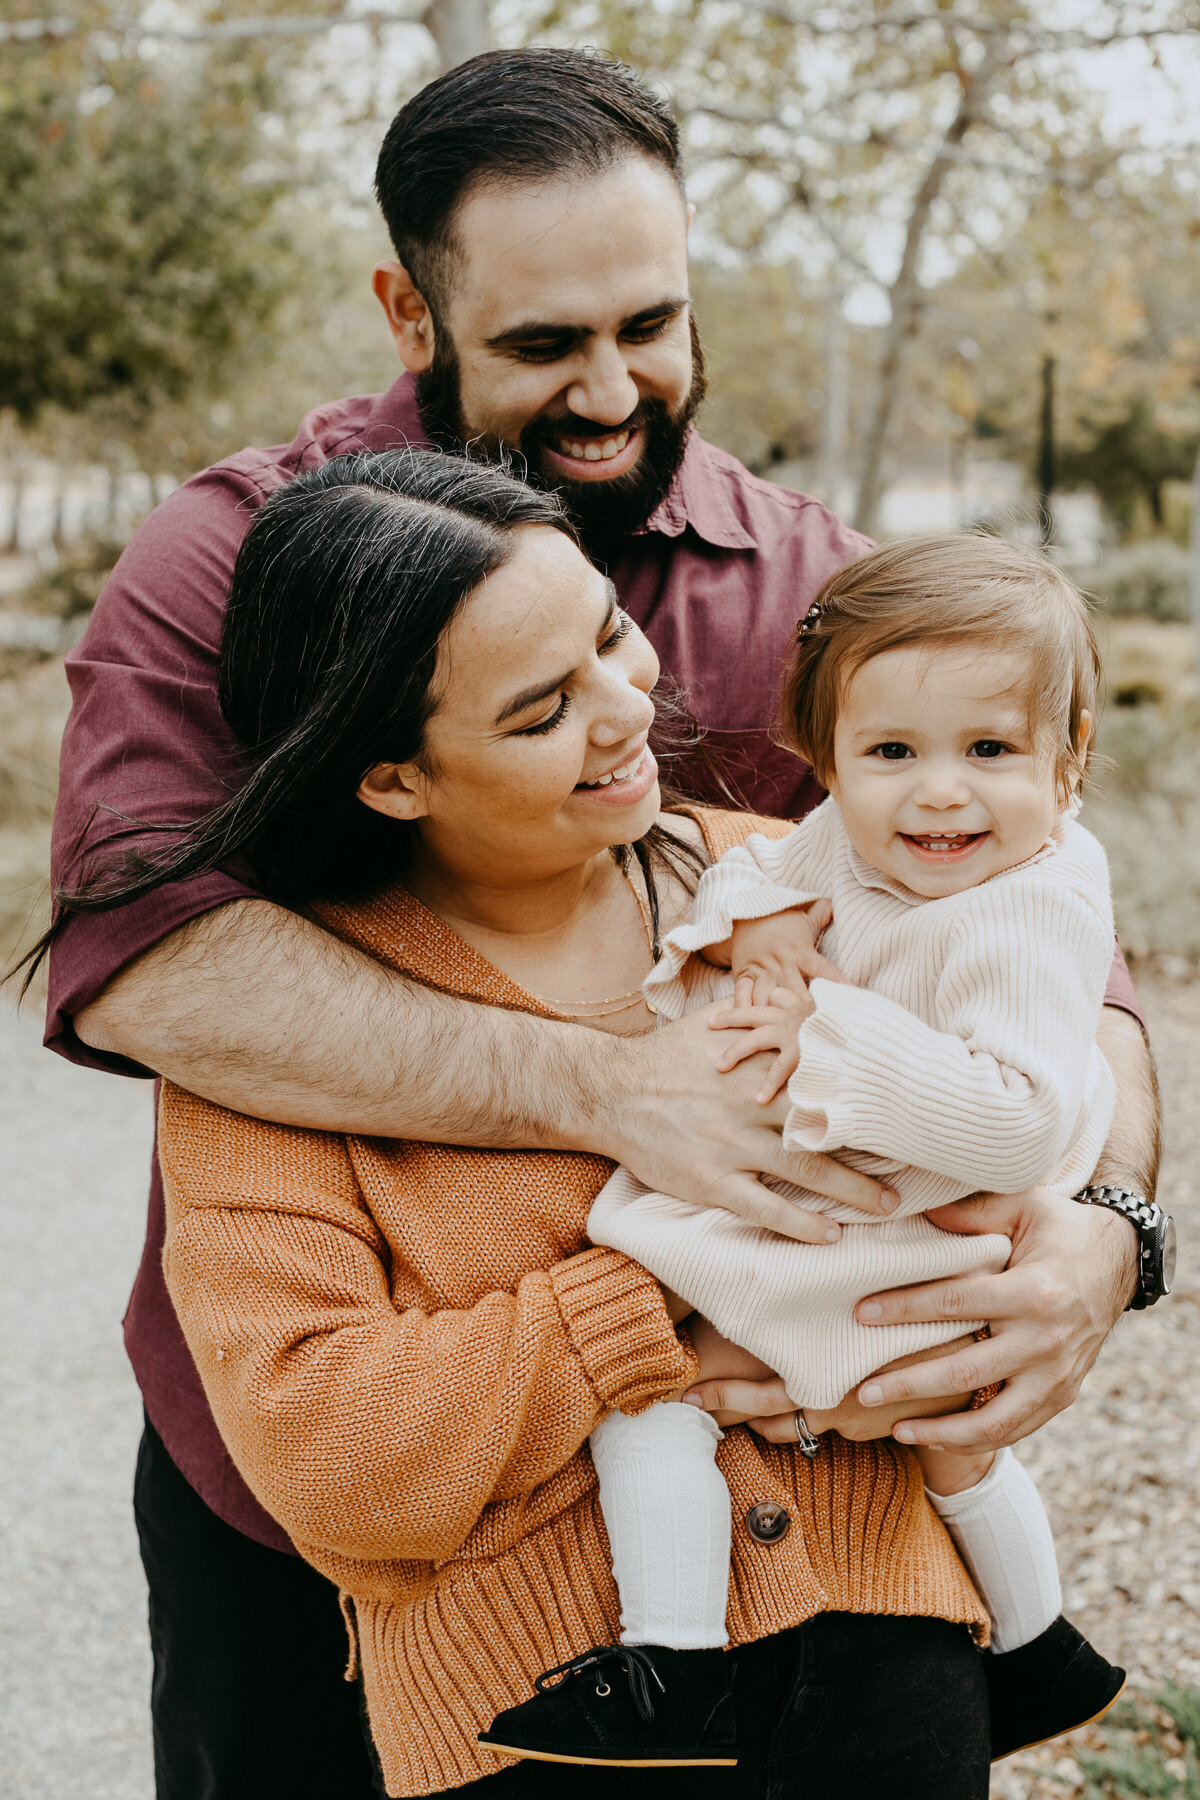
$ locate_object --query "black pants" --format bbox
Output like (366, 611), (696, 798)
(390, 1613), (991, 1800)
(134, 1416), (377, 1800)
(136, 1418), (989, 1800)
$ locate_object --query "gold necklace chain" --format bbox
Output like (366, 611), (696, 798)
(538, 867), (656, 1017)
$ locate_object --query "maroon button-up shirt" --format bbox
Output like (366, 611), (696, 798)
(45, 372), (1142, 1549)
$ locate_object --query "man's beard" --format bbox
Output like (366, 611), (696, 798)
(415, 314), (709, 562)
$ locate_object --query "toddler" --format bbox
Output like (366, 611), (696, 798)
(480, 534), (1127, 1771)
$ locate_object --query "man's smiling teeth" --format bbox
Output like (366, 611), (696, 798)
(579, 753), (642, 788)
(556, 429), (632, 462)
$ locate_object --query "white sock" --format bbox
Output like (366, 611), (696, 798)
(589, 1401), (731, 1649)
(927, 1447), (1062, 1654)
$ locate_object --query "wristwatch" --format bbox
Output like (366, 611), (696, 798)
(1073, 1185), (1176, 1310)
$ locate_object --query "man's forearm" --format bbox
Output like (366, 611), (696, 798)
(73, 899), (901, 1228)
(1095, 1003), (1161, 1198)
(74, 900), (613, 1149)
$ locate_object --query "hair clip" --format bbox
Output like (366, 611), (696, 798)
(795, 601), (823, 640)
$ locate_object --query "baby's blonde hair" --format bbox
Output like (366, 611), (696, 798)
(783, 533), (1100, 792)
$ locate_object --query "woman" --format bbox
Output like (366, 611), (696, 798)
(53, 451), (992, 1798)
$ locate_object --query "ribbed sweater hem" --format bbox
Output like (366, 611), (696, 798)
(357, 1436), (988, 1796)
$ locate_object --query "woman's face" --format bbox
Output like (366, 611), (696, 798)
(360, 526), (661, 887)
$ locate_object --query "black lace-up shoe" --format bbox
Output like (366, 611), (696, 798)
(478, 1643), (738, 1767)
(987, 1615), (1126, 1760)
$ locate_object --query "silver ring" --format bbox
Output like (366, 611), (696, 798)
(792, 1410), (821, 1458)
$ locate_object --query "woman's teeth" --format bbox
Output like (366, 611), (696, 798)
(556, 430), (632, 463)
(579, 752), (643, 789)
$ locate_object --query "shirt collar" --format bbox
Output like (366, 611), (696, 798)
(641, 428), (756, 550)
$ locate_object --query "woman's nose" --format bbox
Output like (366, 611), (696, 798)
(590, 672), (657, 748)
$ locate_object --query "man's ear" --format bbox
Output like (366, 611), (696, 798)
(356, 761), (431, 821)
(372, 261), (436, 373)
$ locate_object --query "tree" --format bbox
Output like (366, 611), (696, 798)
(529, 0), (1200, 534)
(0, 6), (302, 431)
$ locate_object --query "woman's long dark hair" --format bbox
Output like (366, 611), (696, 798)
(15, 448), (704, 994)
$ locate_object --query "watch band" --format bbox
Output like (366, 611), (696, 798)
(1073, 1184), (1171, 1310)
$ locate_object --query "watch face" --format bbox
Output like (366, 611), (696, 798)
(1160, 1216), (1177, 1297)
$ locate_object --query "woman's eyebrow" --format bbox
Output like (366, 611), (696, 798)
(492, 585), (618, 727)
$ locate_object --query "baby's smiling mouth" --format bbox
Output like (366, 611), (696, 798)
(902, 830), (988, 861)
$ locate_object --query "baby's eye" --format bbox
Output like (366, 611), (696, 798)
(871, 742), (913, 761)
(970, 740), (1011, 760)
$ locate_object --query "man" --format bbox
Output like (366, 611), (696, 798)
(44, 46), (1157, 1800)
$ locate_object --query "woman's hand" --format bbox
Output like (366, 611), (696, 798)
(677, 1315), (777, 1423)
(682, 1334), (980, 1440)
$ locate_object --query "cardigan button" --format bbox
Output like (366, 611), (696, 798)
(745, 1502), (790, 1544)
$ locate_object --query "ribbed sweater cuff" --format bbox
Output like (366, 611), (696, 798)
(784, 982), (856, 1151)
(551, 1248), (698, 1414)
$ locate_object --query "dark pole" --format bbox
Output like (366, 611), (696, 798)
(1037, 350), (1056, 546)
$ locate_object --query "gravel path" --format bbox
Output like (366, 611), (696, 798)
(2, 976), (1196, 1799)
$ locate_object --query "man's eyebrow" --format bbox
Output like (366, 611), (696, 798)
(483, 297), (689, 351)
(493, 586), (618, 726)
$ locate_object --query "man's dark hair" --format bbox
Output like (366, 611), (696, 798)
(374, 47), (683, 317)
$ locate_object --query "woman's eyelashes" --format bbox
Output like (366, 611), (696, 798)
(519, 694), (571, 737)
(515, 613), (635, 736)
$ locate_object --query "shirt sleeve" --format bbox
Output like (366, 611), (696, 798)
(44, 470), (265, 1073)
(644, 810), (833, 1019)
(158, 1085), (696, 1567)
(1103, 940), (1145, 1031)
(784, 880), (1118, 1193)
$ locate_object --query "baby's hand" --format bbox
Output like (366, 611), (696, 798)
(709, 988), (815, 1104)
(729, 900), (841, 1009)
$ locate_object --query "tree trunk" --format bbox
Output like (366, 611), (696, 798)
(425, 0), (493, 71)
(819, 286), (849, 514)
(1036, 352), (1056, 546)
(853, 38), (1007, 538)
(1190, 439), (1200, 692)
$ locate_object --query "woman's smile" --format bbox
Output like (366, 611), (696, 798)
(573, 743), (658, 804)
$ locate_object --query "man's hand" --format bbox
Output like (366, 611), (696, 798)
(608, 1006), (899, 1242)
(728, 899), (842, 1008)
(682, 1334), (979, 1440)
(851, 1187), (1138, 1453)
(708, 987), (814, 1104)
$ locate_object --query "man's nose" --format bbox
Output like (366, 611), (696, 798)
(565, 343), (639, 429)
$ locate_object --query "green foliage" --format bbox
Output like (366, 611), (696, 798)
(1085, 698), (1200, 962)
(1056, 400), (1199, 537)
(1075, 1683), (1200, 1799)
(0, 20), (297, 428)
(22, 536), (125, 621)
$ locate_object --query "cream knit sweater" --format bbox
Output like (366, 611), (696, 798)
(588, 798), (1117, 1409)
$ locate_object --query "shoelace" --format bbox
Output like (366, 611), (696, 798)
(534, 1646), (667, 1723)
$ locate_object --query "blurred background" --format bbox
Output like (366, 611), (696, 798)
(1, 5), (1198, 1799)
(2, 0), (1200, 972)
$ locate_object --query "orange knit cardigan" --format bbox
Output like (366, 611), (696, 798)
(158, 808), (987, 1798)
